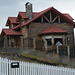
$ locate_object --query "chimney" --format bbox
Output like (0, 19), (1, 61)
(25, 2), (33, 20)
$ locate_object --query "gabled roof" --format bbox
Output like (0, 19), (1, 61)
(17, 12), (73, 21)
(39, 26), (68, 35)
(1, 29), (22, 36)
(17, 12), (28, 19)
(17, 12), (39, 19)
(6, 17), (19, 26)
(13, 7), (74, 30)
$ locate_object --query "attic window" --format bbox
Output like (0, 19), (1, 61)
(60, 18), (67, 23)
(52, 12), (57, 21)
(33, 17), (41, 23)
(21, 20), (25, 24)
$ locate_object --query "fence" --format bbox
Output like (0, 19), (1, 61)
(0, 57), (75, 75)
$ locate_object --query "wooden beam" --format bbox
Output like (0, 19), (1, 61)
(52, 16), (58, 23)
(63, 34), (65, 45)
(50, 12), (52, 23)
(43, 15), (50, 23)
(52, 35), (54, 46)
(41, 16), (43, 23)
(58, 16), (60, 23)
(67, 46), (70, 56)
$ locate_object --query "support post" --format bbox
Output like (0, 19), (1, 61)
(43, 36), (47, 51)
(52, 35), (54, 46)
(67, 46), (70, 56)
(50, 12), (52, 23)
(57, 46), (59, 54)
(58, 16), (60, 23)
(41, 16), (43, 23)
(63, 34), (65, 45)
(45, 40), (47, 51)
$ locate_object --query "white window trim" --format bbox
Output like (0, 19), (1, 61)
(45, 36), (52, 39)
(54, 36), (62, 38)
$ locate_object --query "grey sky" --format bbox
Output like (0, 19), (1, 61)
(0, 0), (75, 33)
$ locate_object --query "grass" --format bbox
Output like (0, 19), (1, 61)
(0, 52), (67, 66)
(20, 54), (67, 66)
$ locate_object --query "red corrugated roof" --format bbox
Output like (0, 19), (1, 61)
(33, 12), (40, 17)
(18, 12), (28, 19)
(18, 12), (39, 19)
(63, 13), (74, 20)
(8, 17), (19, 24)
(13, 7), (74, 30)
(39, 26), (68, 35)
(18, 12), (73, 20)
(2, 29), (22, 36)
(6, 17), (19, 26)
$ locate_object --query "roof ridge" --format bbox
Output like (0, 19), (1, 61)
(8, 17), (17, 19)
(19, 11), (39, 13)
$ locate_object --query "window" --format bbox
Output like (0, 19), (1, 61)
(46, 39), (52, 45)
(44, 35), (63, 46)
(45, 36), (52, 46)
(11, 24), (13, 28)
(54, 36), (63, 45)
(67, 35), (70, 43)
(21, 20), (25, 25)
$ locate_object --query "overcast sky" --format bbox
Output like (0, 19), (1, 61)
(0, 0), (75, 33)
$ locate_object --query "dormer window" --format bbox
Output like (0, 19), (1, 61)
(21, 20), (25, 25)
(11, 24), (13, 28)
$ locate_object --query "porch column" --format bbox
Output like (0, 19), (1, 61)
(63, 34), (65, 45)
(52, 35), (54, 46)
(42, 36), (47, 51)
(45, 40), (47, 51)
(21, 36), (23, 48)
(67, 46), (70, 56)
(65, 36), (67, 45)
(57, 46), (59, 54)
(5, 35), (8, 48)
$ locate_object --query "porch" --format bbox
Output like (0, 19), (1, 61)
(3, 35), (23, 48)
(1, 29), (23, 48)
